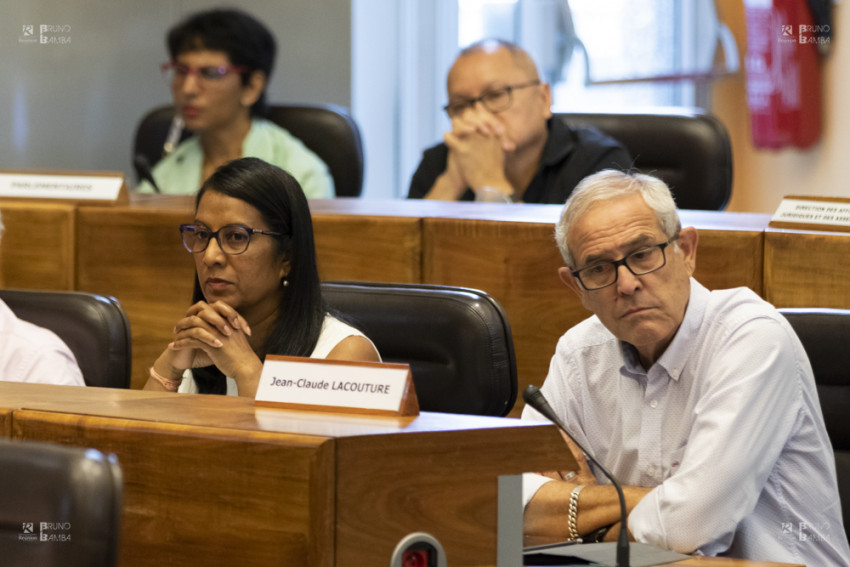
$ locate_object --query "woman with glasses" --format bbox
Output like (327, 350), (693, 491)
(143, 158), (378, 396)
(136, 8), (334, 199)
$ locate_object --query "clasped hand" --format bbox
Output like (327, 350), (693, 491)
(167, 300), (259, 380)
(442, 107), (515, 196)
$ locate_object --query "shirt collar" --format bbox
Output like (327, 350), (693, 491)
(540, 117), (576, 168)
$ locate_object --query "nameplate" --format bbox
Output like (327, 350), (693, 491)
(769, 195), (850, 232)
(254, 355), (419, 417)
(0, 170), (129, 204)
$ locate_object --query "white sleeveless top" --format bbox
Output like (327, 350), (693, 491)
(178, 315), (375, 396)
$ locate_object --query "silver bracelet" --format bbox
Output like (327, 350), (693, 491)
(568, 485), (584, 541)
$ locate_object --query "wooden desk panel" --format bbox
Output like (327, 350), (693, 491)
(764, 228), (850, 309)
(76, 205), (196, 388)
(0, 201), (76, 290)
(336, 425), (573, 565)
(14, 409), (334, 567)
(423, 218), (583, 417)
(692, 229), (764, 295)
(0, 408), (10, 437)
(4, 382), (572, 567)
(312, 214), (421, 283)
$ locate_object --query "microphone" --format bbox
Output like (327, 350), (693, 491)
(133, 154), (161, 194)
(523, 384), (630, 567)
(162, 114), (184, 157)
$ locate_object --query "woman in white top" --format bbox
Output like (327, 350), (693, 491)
(143, 157), (379, 397)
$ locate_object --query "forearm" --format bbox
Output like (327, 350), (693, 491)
(231, 357), (264, 398)
(142, 351), (186, 391)
(423, 171), (466, 201)
(524, 480), (651, 541)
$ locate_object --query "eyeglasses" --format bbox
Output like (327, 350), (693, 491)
(180, 224), (281, 255)
(442, 80), (541, 118)
(161, 62), (247, 85)
(571, 236), (679, 291)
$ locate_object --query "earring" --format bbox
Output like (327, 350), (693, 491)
(282, 278), (289, 288)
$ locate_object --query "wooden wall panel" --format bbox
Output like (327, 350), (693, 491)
(0, 201), (76, 290)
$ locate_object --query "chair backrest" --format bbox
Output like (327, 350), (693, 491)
(321, 282), (517, 416)
(0, 289), (132, 388)
(557, 110), (733, 210)
(133, 103), (364, 197)
(0, 439), (122, 567)
(779, 307), (850, 538)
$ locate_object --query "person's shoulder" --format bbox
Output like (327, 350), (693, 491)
(555, 315), (615, 355)
(703, 285), (796, 340)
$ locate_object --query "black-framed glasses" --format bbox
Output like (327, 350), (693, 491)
(179, 224), (281, 255)
(571, 236), (679, 291)
(161, 62), (247, 85)
(442, 80), (541, 118)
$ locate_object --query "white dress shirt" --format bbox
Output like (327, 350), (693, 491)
(0, 299), (85, 386)
(523, 279), (850, 565)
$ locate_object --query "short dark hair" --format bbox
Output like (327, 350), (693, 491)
(191, 157), (325, 394)
(167, 8), (276, 117)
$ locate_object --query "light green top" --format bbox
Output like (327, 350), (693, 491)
(136, 118), (334, 198)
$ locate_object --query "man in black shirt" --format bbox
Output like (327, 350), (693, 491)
(408, 39), (630, 204)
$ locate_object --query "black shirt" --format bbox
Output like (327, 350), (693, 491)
(407, 117), (632, 204)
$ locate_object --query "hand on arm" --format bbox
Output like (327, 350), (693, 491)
(524, 429), (650, 545)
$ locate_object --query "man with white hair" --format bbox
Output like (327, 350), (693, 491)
(522, 170), (850, 564)
(0, 211), (84, 386)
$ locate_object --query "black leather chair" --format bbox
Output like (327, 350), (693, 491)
(0, 439), (122, 567)
(322, 282), (517, 416)
(779, 307), (850, 539)
(133, 103), (364, 197)
(558, 110), (733, 210)
(0, 289), (132, 389)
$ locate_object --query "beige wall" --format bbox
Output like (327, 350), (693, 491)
(714, 1), (850, 213)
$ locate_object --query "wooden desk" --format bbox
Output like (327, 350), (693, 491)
(2, 381), (575, 567)
(0, 200), (76, 290)
(764, 227), (850, 309)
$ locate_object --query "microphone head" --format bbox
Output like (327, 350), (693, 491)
(522, 384), (542, 404)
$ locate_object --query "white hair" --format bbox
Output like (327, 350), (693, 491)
(554, 170), (681, 267)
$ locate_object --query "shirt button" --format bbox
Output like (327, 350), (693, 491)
(649, 400), (658, 409)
